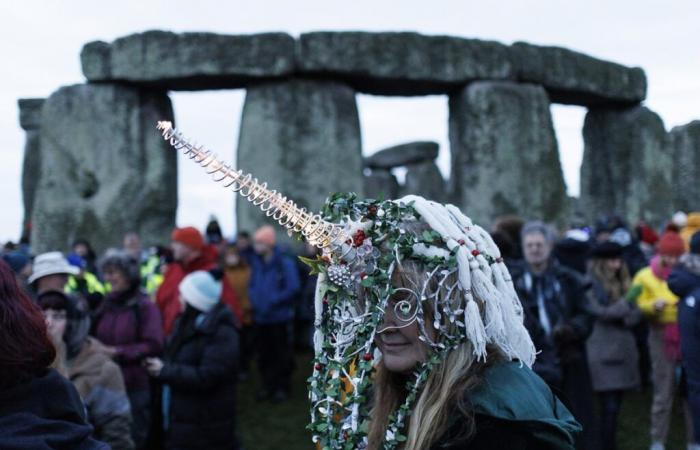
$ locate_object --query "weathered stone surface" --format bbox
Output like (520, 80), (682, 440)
(510, 42), (646, 106)
(298, 32), (514, 96)
(31, 84), (176, 254)
(80, 41), (111, 80)
(580, 106), (671, 227)
(448, 81), (567, 225)
(364, 141), (439, 170)
(236, 79), (363, 237)
(18, 98), (45, 130)
(18, 98), (45, 236)
(667, 121), (700, 213)
(402, 161), (446, 202)
(81, 30), (295, 90)
(364, 170), (400, 200)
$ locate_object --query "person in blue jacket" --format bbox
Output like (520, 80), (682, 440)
(668, 231), (700, 449)
(248, 225), (300, 402)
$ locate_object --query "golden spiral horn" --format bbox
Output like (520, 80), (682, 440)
(156, 121), (345, 249)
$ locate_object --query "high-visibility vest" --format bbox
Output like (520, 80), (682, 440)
(66, 271), (106, 296)
(140, 255), (164, 294)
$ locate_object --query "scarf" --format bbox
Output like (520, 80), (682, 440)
(650, 255), (672, 280)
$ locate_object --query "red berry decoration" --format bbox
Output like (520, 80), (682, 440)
(352, 230), (366, 247)
(458, 239), (465, 245)
(471, 249), (480, 257)
(368, 205), (378, 216)
(314, 363), (323, 371)
(363, 353), (372, 361)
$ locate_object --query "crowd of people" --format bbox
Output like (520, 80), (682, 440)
(1, 210), (700, 450)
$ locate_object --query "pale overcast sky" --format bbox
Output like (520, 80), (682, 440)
(1, 1), (698, 243)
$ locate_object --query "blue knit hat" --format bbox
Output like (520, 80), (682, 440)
(179, 270), (222, 312)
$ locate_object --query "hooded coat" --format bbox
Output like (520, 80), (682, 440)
(0, 368), (109, 450)
(668, 255), (700, 441)
(431, 361), (581, 450)
(156, 303), (240, 450)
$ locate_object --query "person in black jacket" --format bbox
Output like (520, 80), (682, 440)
(668, 231), (700, 449)
(144, 270), (240, 450)
(510, 221), (596, 450)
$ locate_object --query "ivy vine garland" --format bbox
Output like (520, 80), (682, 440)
(303, 192), (528, 450)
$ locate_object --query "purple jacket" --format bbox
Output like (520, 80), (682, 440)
(94, 289), (164, 392)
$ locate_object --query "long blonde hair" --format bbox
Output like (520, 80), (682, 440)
(589, 258), (631, 301)
(366, 258), (499, 450)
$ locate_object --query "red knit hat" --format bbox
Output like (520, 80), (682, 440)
(171, 226), (205, 250)
(657, 231), (685, 257)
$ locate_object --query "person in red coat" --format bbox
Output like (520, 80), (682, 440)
(156, 227), (242, 336)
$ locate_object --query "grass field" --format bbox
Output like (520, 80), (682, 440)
(238, 352), (691, 450)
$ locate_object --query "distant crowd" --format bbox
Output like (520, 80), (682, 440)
(1, 211), (700, 450)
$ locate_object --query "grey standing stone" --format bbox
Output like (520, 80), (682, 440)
(510, 42), (646, 106)
(18, 98), (45, 238)
(364, 170), (400, 200)
(81, 30), (295, 90)
(31, 84), (176, 254)
(364, 141), (439, 170)
(449, 81), (567, 225)
(298, 32), (514, 96)
(236, 79), (363, 237)
(667, 121), (700, 213)
(402, 161), (446, 202)
(581, 106), (671, 227)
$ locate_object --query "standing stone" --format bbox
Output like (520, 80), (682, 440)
(18, 98), (45, 239)
(449, 81), (567, 225)
(581, 106), (671, 226)
(403, 161), (446, 202)
(668, 121), (700, 212)
(236, 79), (362, 236)
(32, 84), (176, 254)
(364, 170), (400, 200)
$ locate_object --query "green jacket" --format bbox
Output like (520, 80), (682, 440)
(465, 361), (581, 449)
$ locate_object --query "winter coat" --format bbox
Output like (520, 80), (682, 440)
(585, 280), (641, 392)
(632, 266), (679, 325)
(69, 337), (135, 450)
(93, 288), (164, 392)
(223, 265), (252, 326)
(511, 261), (595, 449)
(157, 303), (240, 450)
(431, 361), (581, 450)
(0, 368), (109, 450)
(156, 247), (218, 336)
(248, 248), (301, 325)
(511, 261), (593, 387)
(668, 257), (700, 441)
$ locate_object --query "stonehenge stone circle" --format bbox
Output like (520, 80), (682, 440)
(18, 29), (696, 251)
